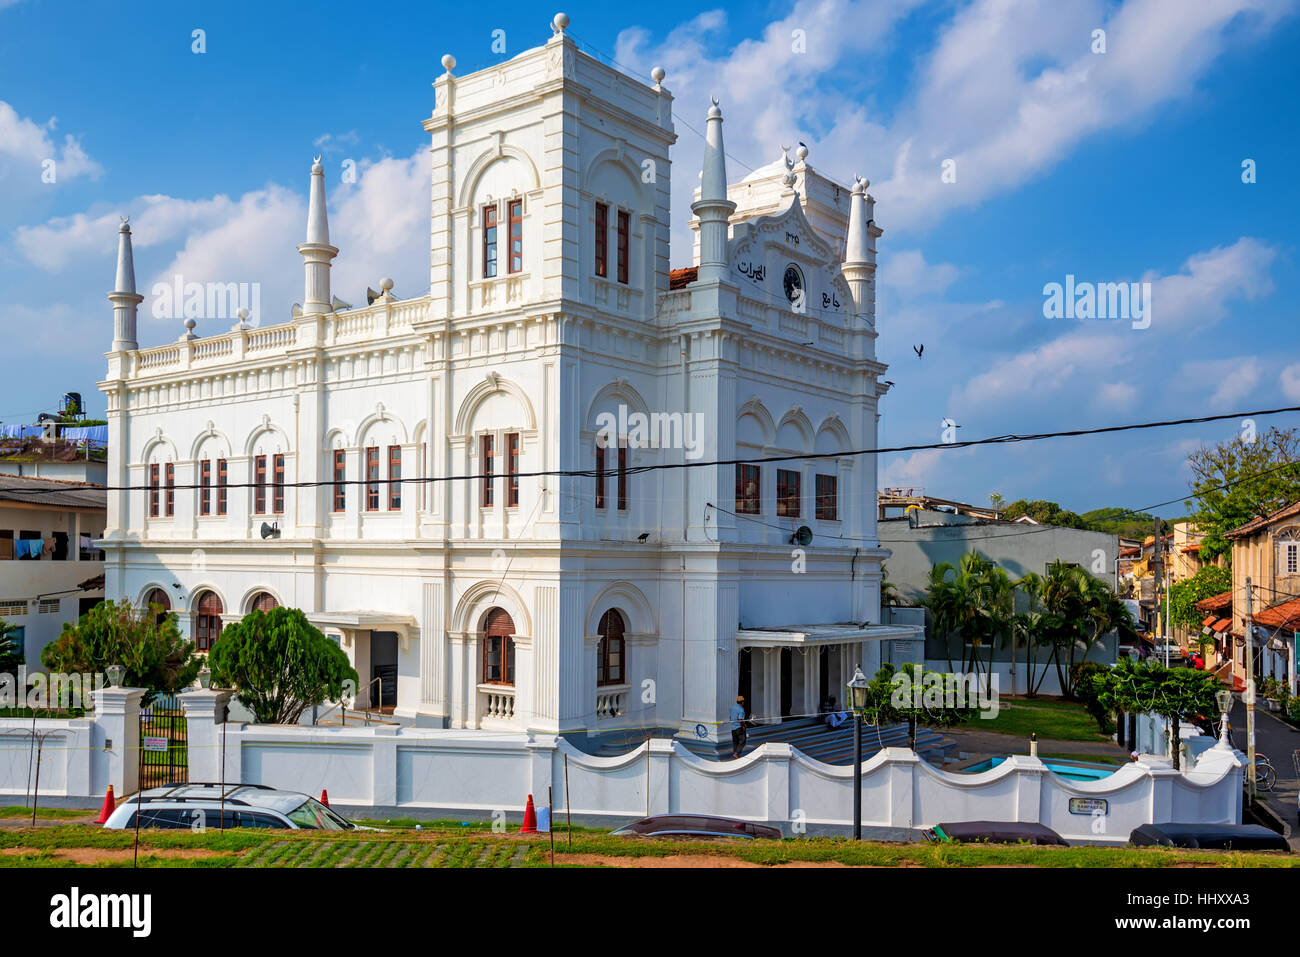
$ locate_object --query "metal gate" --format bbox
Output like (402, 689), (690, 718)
(139, 693), (188, 789)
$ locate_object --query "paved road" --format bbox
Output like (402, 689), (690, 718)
(1229, 698), (1299, 846)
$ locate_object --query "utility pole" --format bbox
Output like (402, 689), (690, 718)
(1245, 576), (1257, 801)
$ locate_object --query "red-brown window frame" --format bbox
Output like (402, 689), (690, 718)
(481, 435), (495, 507)
(332, 449), (346, 513)
(481, 607), (516, 685)
(507, 199), (523, 274)
(388, 445), (402, 511)
(164, 463), (175, 517)
(736, 464), (761, 514)
(148, 463), (159, 518)
(272, 454), (285, 514)
(506, 433), (520, 507)
(365, 447), (380, 512)
(194, 591), (223, 652)
(216, 459), (228, 515)
(616, 209), (630, 284)
(597, 609), (625, 686)
(253, 456), (267, 514)
(595, 442), (607, 510)
(482, 205), (498, 278)
(594, 202), (608, 277)
(776, 469), (801, 518)
(815, 473), (838, 521)
(199, 460), (211, 516)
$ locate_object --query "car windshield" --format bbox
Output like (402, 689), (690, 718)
(286, 797), (353, 830)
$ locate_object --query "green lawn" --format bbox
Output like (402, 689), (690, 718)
(976, 697), (1110, 742)
(0, 806), (92, 820)
(0, 824), (1293, 868)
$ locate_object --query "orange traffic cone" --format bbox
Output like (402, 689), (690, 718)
(320, 789), (330, 808)
(520, 794), (538, 834)
(94, 785), (116, 825)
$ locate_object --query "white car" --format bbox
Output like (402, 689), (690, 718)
(102, 783), (360, 831)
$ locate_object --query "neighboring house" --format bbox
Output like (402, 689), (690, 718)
(1222, 500), (1300, 690)
(0, 476), (106, 669)
(97, 19), (915, 743)
(1164, 521), (1226, 653)
(1, 407), (109, 486)
(879, 504), (1121, 695)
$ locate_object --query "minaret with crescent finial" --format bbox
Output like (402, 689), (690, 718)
(692, 98), (736, 284)
(299, 156), (339, 317)
(108, 216), (143, 353)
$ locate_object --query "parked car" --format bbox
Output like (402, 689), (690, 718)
(611, 814), (782, 840)
(102, 783), (362, 831)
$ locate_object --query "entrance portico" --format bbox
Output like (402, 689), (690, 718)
(735, 623), (920, 724)
(310, 611), (419, 711)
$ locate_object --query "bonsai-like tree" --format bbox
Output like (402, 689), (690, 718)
(209, 607), (358, 725)
(42, 599), (199, 705)
(1095, 656), (1219, 770)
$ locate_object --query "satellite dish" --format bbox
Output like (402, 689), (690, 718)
(791, 525), (813, 546)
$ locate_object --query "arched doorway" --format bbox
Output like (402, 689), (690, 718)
(193, 591), (224, 651)
(596, 609), (625, 686)
(246, 591), (279, 613)
(143, 588), (171, 625)
(480, 607), (516, 685)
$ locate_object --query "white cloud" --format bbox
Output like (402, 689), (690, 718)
(0, 101), (102, 192)
(1281, 363), (1300, 402)
(1098, 381), (1138, 406)
(879, 248), (961, 300)
(615, 0), (1294, 248)
(1178, 357), (1262, 409)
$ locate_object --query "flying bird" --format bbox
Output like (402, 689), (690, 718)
(913, 344), (924, 358)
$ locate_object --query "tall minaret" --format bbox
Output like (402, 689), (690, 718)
(108, 218), (142, 352)
(841, 176), (878, 325)
(298, 157), (338, 316)
(691, 98), (736, 284)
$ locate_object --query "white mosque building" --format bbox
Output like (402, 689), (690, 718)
(98, 13), (917, 744)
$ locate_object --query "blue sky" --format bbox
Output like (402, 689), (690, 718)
(1, 0), (1297, 517)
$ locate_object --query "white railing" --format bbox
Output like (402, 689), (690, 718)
(137, 345), (182, 370)
(479, 685), (516, 722)
(193, 338), (233, 361)
(596, 686), (627, 720)
(247, 325), (296, 351)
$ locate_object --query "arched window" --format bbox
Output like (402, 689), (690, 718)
(597, 609), (625, 686)
(194, 591), (224, 652)
(143, 588), (171, 625)
(247, 591), (279, 614)
(480, 607), (516, 685)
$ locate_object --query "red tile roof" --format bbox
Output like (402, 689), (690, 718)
(1195, 590), (1232, 613)
(1225, 499), (1300, 540)
(1254, 596), (1300, 632)
(669, 267), (698, 290)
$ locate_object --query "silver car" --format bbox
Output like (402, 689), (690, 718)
(102, 783), (359, 831)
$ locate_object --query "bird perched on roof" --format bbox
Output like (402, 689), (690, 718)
(913, 344), (924, 358)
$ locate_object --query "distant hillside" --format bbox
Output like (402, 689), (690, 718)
(1002, 500), (1180, 539)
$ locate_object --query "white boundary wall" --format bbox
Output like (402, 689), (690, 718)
(0, 688), (1246, 844)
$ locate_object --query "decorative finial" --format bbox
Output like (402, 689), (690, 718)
(651, 66), (665, 88)
(441, 53), (456, 73)
(708, 97), (721, 119)
(380, 277), (394, 292)
(552, 12), (569, 34)
(795, 142), (809, 162)
(184, 317), (197, 334)
(312, 155), (323, 173)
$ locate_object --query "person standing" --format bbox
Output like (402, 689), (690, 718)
(730, 695), (748, 758)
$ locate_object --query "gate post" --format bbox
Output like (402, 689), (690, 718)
(179, 689), (233, 784)
(88, 686), (145, 798)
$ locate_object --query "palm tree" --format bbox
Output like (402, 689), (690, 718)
(923, 551), (1014, 680)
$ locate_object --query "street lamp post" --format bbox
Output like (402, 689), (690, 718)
(847, 665), (870, 841)
(1215, 688), (1233, 748)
